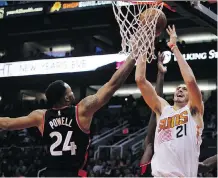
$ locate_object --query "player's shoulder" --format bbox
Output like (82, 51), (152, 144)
(34, 109), (47, 114)
(29, 109), (47, 118)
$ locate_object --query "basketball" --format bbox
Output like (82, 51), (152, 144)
(140, 8), (167, 37)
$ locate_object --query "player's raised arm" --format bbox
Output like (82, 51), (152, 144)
(140, 53), (167, 167)
(0, 110), (44, 131)
(155, 52), (166, 97)
(135, 55), (167, 115)
(78, 55), (135, 118)
(145, 53), (166, 141)
(166, 25), (204, 116)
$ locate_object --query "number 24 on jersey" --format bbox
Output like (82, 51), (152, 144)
(49, 131), (77, 156)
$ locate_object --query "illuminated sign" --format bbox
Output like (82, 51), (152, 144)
(50, 2), (78, 12)
(50, 1), (112, 13)
(6, 7), (43, 16)
(0, 8), (4, 19)
(49, 1), (175, 13)
(163, 49), (217, 64)
(0, 49), (216, 78)
(4, 4), (44, 17)
(0, 54), (127, 78)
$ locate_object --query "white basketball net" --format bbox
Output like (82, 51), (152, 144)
(112, 1), (164, 63)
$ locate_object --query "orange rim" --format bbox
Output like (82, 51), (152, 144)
(122, 0), (176, 12)
(131, 0), (163, 5)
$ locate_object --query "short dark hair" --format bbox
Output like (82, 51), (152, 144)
(45, 80), (66, 106)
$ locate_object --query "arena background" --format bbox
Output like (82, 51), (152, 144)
(0, 1), (217, 177)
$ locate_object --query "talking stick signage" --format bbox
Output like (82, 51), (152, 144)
(163, 49), (218, 64)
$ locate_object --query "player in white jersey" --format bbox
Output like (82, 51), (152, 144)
(135, 25), (204, 177)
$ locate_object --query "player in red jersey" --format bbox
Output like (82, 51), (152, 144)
(0, 54), (136, 177)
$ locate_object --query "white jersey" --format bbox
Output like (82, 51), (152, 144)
(151, 105), (203, 177)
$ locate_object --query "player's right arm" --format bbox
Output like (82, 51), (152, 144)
(0, 110), (44, 131)
(78, 55), (136, 129)
(140, 53), (167, 166)
(144, 52), (166, 146)
(135, 55), (168, 115)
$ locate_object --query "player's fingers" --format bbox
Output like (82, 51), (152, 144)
(168, 25), (173, 32)
(160, 54), (165, 63)
(158, 51), (161, 58)
(161, 53), (165, 61)
(166, 28), (170, 35)
(158, 52), (162, 62)
(173, 24), (176, 32)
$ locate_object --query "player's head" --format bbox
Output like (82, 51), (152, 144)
(45, 80), (75, 107)
(173, 84), (189, 104)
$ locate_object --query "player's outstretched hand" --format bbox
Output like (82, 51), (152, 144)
(157, 52), (167, 73)
(166, 25), (177, 47)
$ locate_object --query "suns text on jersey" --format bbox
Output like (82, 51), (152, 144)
(158, 110), (188, 132)
(49, 117), (72, 129)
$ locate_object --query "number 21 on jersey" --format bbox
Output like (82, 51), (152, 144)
(49, 131), (77, 156)
(176, 124), (187, 138)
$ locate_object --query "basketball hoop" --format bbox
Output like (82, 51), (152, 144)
(112, 0), (165, 63)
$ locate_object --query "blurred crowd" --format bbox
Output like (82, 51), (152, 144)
(0, 146), (45, 177)
(0, 146), (216, 177)
(0, 91), (217, 177)
(0, 145), (143, 177)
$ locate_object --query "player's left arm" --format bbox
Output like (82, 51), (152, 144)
(0, 110), (44, 131)
(166, 25), (204, 123)
(80, 55), (135, 115)
(77, 55), (136, 130)
(198, 155), (217, 173)
(202, 154), (217, 169)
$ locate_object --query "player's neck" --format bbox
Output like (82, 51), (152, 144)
(173, 102), (186, 110)
(52, 103), (68, 110)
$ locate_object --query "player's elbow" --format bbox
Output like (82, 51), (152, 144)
(106, 82), (119, 93)
(0, 118), (11, 130)
(144, 137), (150, 148)
(185, 75), (196, 85)
(6, 123), (15, 130)
(135, 76), (146, 85)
